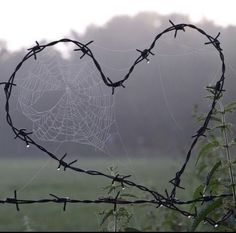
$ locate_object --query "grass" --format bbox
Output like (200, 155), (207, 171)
(0, 156), (197, 231)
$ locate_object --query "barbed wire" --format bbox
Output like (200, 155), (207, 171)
(0, 190), (233, 226)
(1, 20), (230, 229)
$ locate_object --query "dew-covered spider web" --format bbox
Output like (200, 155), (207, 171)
(16, 48), (116, 153)
(11, 45), (135, 198)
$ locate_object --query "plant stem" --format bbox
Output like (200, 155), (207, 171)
(219, 101), (236, 206)
(114, 212), (117, 232)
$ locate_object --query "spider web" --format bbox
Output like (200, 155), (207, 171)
(16, 51), (116, 152)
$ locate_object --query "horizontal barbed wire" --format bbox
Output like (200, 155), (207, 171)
(1, 20), (229, 229)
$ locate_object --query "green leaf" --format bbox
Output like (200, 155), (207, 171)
(124, 227), (141, 232)
(224, 101), (236, 113)
(192, 184), (204, 199)
(190, 184), (204, 211)
(213, 123), (233, 131)
(100, 209), (113, 226)
(206, 161), (221, 185)
(191, 198), (222, 232)
(210, 116), (222, 123)
(195, 141), (219, 165)
(202, 161), (221, 194)
(205, 95), (215, 100)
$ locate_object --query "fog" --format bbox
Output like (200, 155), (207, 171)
(0, 12), (235, 158)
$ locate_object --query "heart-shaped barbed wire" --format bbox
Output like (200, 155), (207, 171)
(0, 21), (229, 227)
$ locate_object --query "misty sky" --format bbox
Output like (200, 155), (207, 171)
(1, 0), (236, 51)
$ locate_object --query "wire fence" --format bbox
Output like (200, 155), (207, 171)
(0, 20), (231, 228)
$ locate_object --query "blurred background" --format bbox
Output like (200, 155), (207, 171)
(0, 0), (236, 231)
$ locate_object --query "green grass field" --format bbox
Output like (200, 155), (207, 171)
(0, 157), (196, 231)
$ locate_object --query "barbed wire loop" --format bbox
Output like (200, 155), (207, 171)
(2, 21), (228, 228)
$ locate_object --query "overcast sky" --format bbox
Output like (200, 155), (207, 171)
(1, 0), (236, 51)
